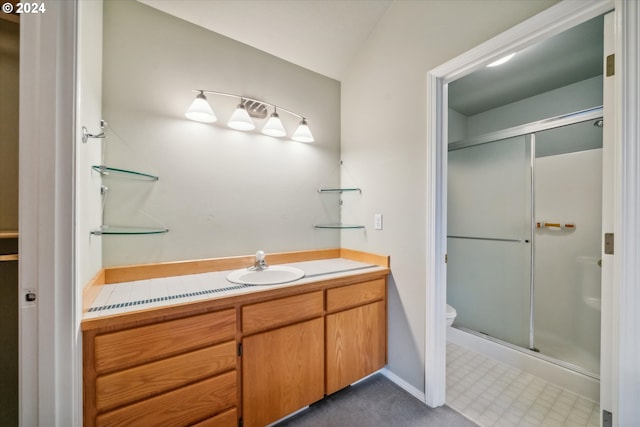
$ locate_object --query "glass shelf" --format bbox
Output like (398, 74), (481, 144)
(92, 165), (159, 181)
(90, 225), (169, 236)
(314, 224), (365, 229)
(318, 188), (361, 193)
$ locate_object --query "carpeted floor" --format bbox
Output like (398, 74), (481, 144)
(273, 373), (478, 427)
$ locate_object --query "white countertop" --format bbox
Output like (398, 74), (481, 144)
(84, 258), (386, 320)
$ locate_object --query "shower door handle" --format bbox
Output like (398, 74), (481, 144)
(0, 254), (19, 262)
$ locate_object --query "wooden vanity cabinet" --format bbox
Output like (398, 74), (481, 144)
(83, 309), (238, 427)
(325, 278), (387, 394)
(241, 291), (325, 427)
(240, 281), (387, 426)
(83, 269), (388, 427)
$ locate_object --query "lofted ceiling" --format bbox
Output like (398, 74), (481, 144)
(137, 1), (603, 114)
(137, 0), (392, 81)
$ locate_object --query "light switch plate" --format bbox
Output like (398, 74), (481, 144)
(374, 213), (383, 230)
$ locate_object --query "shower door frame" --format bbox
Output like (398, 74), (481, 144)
(447, 106), (604, 375)
(424, 1), (640, 424)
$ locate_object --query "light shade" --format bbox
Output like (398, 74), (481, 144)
(228, 103), (255, 131)
(185, 92), (217, 123)
(262, 111), (287, 137)
(292, 118), (314, 143)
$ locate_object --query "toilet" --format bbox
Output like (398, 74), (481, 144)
(446, 304), (457, 327)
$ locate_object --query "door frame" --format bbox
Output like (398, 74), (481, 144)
(424, 0), (640, 424)
(19, 1), (78, 425)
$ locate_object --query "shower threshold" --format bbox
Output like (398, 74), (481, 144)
(453, 326), (599, 380)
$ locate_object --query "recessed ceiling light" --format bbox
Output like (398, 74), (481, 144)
(487, 53), (516, 68)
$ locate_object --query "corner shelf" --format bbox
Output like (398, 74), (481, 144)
(314, 224), (365, 229)
(90, 226), (169, 236)
(316, 186), (364, 230)
(317, 188), (362, 193)
(91, 157), (167, 235)
(92, 165), (159, 181)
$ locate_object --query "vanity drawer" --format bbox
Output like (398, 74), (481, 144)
(96, 340), (237, 412)
(242, 291), (323, 334)
(94, 309), (236, 374)
(191, 407), (237, 427)
(326, 278), (385, 312)
(96, 371), (236, 427)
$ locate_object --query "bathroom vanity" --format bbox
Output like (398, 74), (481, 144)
(81, 249), (389, 427)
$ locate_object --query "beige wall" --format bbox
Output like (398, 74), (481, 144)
(76, 0), (104, 287)
(0, 19), (19, 232)
(102, 0), (341, 266)
(340, 0), (558, 393)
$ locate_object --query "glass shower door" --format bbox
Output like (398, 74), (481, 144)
(447, 136), (532, 348)
(533, 121), (602, 375)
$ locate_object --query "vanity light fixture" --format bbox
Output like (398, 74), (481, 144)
(292, 118), (314, 143)
(228, 100), (256, 131)
(487, 52), (516, 67)
(185, 90), (314, 142)
(184, 91), (217, 123)
(262, 108), (287, 137)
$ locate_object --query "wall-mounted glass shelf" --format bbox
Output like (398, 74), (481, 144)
(91, 225), (169, 236)
(314, 224), (365, 229)
(318, 188), (362, 193)
(92, 165), (159, 181)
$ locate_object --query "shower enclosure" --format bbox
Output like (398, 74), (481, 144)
(447, 107), (603, 377)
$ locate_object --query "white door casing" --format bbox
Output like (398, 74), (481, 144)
(19, 2), (78, 426)
(600, 10), (615, 419)
(425, 2), (640, 426)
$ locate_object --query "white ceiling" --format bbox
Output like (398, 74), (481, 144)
(137, 0), (392, 81)
(137, 1), (603, 114)
(449, 15), (604, 116)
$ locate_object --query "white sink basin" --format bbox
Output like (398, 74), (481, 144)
(226, 265), (305, 286)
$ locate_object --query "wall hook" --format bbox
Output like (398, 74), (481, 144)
(82, 120), (107, 143)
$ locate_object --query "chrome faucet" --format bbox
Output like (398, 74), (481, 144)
(251, 250), (268, 270)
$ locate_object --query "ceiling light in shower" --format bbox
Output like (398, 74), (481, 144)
(487, 53), (516, 67)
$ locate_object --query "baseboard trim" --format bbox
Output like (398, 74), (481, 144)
(379, 367), (427, 404)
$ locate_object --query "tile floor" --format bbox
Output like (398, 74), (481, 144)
(447, 342), (600, 427)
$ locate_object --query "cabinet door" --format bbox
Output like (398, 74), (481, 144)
(326, 300), (386, 395)
(242, 318), (324, 427)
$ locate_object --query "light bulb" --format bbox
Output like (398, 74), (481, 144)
(292, 118), (314, 143)
(185, 92), (217, 123)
